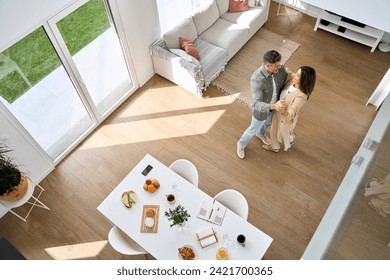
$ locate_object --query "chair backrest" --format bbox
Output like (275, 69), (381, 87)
(108, 226), (147, 255)
(169, 159), (199, 187)
(214, 189), (249, 220)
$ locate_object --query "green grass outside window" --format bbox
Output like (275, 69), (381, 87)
(0, 0), (109, 103)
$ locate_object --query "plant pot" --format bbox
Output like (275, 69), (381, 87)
(0, 173), (29, 202)
(176, 221), (186, 232)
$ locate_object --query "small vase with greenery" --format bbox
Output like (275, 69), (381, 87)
(0, 143), (28, 201)
(164, 205), (191, 227)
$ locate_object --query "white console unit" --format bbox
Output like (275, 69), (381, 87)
(314, 9), (384, 52)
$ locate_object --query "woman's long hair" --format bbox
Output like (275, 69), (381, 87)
(299, 66), (316, 99)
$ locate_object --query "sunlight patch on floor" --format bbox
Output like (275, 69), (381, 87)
(45, 240), (108, 260)
(79, 109), (226, 149)
(117, 86), (236, 118)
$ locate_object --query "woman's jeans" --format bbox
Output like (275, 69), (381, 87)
(239, 112), (274, 148)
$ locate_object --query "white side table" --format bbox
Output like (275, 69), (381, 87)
(0, 176), (50, 222)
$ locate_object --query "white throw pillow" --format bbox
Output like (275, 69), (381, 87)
(170, 48), (201, 67)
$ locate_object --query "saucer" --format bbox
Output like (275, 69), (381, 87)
(144, 217), (155, 228)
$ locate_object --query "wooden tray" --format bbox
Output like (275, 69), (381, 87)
(140, 205), (159, 233)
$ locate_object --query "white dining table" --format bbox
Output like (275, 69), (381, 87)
(97, 154), (273, 260)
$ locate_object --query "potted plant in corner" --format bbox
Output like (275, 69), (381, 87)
(164, 205), (191, 228)
(0, 143), (28, 202)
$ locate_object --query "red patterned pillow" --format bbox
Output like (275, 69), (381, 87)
(229, 0), (248, 12)
(179, 37), (200, 59)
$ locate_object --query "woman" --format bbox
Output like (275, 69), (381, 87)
(262, 66), (316, 152)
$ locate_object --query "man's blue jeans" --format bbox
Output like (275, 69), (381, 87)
(238, 112), (274, 148)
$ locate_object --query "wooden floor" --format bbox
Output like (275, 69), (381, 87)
(1, 2), (389, 260)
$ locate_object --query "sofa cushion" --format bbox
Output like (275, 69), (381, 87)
(179, 37), (200, 59)
(221, 6), (266, 36)
(200, 18), (248, 60)
(163, 17), (198, 49)
(193, 0), (220, 36)
(229, 0), (248, 12)
(194, 38), (228, 88)
(215, 0), (229, 16)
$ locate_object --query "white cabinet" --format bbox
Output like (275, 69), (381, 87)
(314, 10), (384, 52)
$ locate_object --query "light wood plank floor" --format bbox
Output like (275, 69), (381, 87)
(1, 2), (389, 260)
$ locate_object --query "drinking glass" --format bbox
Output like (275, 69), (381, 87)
(222, 234), (232, 248)
(171, 183), (178, 194)
(216, 247), (229, 260)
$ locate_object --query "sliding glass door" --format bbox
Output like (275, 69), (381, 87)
(0, 0), (135, 161)
(0, 27), (95, 159)
(49, 0), (133, 117)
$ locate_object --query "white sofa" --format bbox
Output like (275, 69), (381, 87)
(150, 0), (270, 96)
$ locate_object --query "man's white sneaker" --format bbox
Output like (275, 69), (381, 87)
(236, 141), (245, 159)
(256, 134), (271, 145)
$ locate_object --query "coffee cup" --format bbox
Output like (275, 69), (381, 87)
(166, 193), (175, 204)
(237, 234), (246, 247)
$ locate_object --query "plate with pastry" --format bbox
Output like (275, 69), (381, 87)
(178, 245), (196, 260)
(121, 190), (137, 208)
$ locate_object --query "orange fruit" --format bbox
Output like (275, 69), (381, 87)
(147, 184), (156, 193)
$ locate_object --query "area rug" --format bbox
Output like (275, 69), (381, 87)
(211, 28), (300, 107)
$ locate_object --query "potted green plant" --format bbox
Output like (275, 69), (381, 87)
(164, 205), (191, 227)
(0, 143), (28, 201)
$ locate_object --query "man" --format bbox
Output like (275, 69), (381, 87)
(236, 50), (288, 159)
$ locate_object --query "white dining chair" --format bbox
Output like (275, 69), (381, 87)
(108, 226), (148, 257)
(214, 189), (249, 220)
(169, 159), (199, 187)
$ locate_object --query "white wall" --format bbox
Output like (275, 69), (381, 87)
(156, 0), (193, 34)
(111, 0), (160, 86)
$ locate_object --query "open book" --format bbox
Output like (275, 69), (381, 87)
(196, 200), (227, 226)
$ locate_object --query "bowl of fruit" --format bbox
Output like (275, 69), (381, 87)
(143, 178), (160, 193)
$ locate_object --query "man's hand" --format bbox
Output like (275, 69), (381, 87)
(270, 100), (285, 112)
